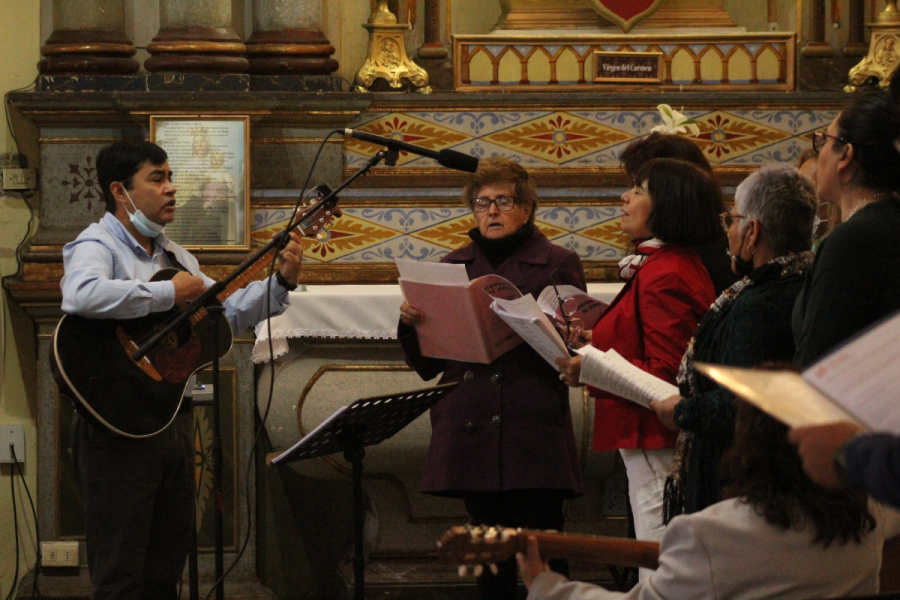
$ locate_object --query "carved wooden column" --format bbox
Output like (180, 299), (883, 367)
(245, 0), (338, 75)
(846, 0), (869, 56)
(803, 0), (835, 56)
(145, 0), (248, 73)
(39, 0), (138, 75)
(418, 0), (448, 59)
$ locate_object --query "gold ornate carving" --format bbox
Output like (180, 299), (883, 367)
(846, 1), (900, 91)
(353, 0), (431, 93)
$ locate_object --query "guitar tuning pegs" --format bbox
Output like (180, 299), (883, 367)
(457, 565), (468, 577)
(473, 565), (483, 577)
(489, 563), (499, 575)
(315, 229), (329, 241)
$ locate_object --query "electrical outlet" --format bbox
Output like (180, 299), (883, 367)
(2, 168), (37, 190)
(0, 425), (25, 464)
(41, 541), (79, 567)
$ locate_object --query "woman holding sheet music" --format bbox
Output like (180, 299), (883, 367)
(557, 158), (719, 565)
(398, 157), (585, 600)
(649, 164), (817, 521)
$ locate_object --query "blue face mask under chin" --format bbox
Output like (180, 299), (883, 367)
(123, 187), (166, 238)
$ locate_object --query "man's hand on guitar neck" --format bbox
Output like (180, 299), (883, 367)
(172, 272), (207, 307)
(277, 230), (304, 288)
(516, 536), (550, 591)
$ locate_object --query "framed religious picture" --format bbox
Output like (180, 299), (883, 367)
(150, 115), (251, 250)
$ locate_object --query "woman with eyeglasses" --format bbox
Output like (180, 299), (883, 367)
(649, 164), (816, 522)
(786, 84), (900, 516)
(556, 158), (718, 573)
(794, 86), (900, 367)
(398, 156), (586, 600)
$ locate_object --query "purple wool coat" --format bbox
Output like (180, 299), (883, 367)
(399, 228), (586, 498)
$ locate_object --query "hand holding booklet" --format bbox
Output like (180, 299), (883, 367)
(396, 258), (524, 364)
(576, 346), (679, 408)
(397, 257), (609, 367)
(696, 309), (900, 434)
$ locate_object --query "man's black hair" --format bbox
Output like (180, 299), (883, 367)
(96, 140), (168, 213)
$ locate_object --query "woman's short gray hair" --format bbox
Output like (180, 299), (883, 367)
(734, 163), (818, 256)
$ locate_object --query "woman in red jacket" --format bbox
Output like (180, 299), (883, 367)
(558, 158), (719, 571)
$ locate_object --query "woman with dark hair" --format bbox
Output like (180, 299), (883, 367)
(788, 84), (900, 515)
(619, 132), (738, 295)
(650, 164), (817, 521)
(399, 156), (585, 600)
(557, 158), (718, 567)
(518, 400), (900, 600)
(794, 86), (900, 367)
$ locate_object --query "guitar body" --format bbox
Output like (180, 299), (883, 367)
(51, 268), (233, 438)
(51, 190), (339, 438)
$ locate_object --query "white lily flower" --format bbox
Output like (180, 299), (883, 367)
(650, 104), (701, 136)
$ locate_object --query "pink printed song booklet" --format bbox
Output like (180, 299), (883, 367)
(396, 258), (524, 363)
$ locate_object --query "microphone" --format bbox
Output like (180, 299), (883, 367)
(343, 128), (479, 173)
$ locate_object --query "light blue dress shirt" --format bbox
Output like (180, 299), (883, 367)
(61, 212), (292, 335)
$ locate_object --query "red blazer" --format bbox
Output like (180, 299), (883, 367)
(591, 245), (715, 451)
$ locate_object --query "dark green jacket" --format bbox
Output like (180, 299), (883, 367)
(675, 265), (804, 514)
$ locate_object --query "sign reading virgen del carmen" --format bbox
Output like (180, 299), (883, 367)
(594, 51), (663, 83)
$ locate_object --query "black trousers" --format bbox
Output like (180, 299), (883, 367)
(464, 489), (569, 600)
(72, 411), (195, 600)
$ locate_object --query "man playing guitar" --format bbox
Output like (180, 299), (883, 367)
(60, 140), (304, 599)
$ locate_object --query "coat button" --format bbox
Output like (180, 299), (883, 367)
(464, 422), (475, 433)
(463, 371), (474, 382)
(491, 415), (501, 428)
(490, 373), (501, 384)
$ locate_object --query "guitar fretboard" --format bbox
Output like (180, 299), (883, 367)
(189, 247), (279, 326)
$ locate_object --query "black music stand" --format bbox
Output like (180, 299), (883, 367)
(270, 382), (459, 600)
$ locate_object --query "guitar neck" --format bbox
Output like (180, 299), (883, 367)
(523, 530), (660, 570)
(189, 248), (278, 326)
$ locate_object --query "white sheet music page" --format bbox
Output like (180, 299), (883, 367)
(801, 310), (900, 433)
(489, 295), (570, 369)
(694, 364), (862, 429)
(577, 346), (678, 408)
(395, 257), (470, 285)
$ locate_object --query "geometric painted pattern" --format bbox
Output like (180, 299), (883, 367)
(484, 112), (631, 163)
(344, 112), (470, 168)
(687, 111), (792, 163)
(251, 205), (626, 265)
(345, 108), (838, 172)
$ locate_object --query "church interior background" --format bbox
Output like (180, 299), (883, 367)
(0, 0), (895, 598)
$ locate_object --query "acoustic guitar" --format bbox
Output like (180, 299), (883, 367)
(50, 194), (338, 439)
(437, 525), (660, 575)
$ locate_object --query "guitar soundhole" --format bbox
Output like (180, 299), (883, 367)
(153, 335), (202, 382)
(161, 322), (192, 349)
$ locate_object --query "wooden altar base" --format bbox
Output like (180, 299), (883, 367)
(454, 32), (795, 91)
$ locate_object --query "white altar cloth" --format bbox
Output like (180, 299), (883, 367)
(252, 283), (624, 363)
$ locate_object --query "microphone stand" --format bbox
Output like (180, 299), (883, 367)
(131, 148), (395, 363)
(132, 148), (396, 599)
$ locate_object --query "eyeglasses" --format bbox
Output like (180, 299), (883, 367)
(550, 268), (581, 344)
(812, 131), (846, 153)
(719, 212), (745, 232)
(471, 195), (517, 212)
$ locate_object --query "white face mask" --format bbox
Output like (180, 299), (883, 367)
(123, 187), (165, 238)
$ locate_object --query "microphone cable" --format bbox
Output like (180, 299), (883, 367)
(203, 130), (340, 600)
